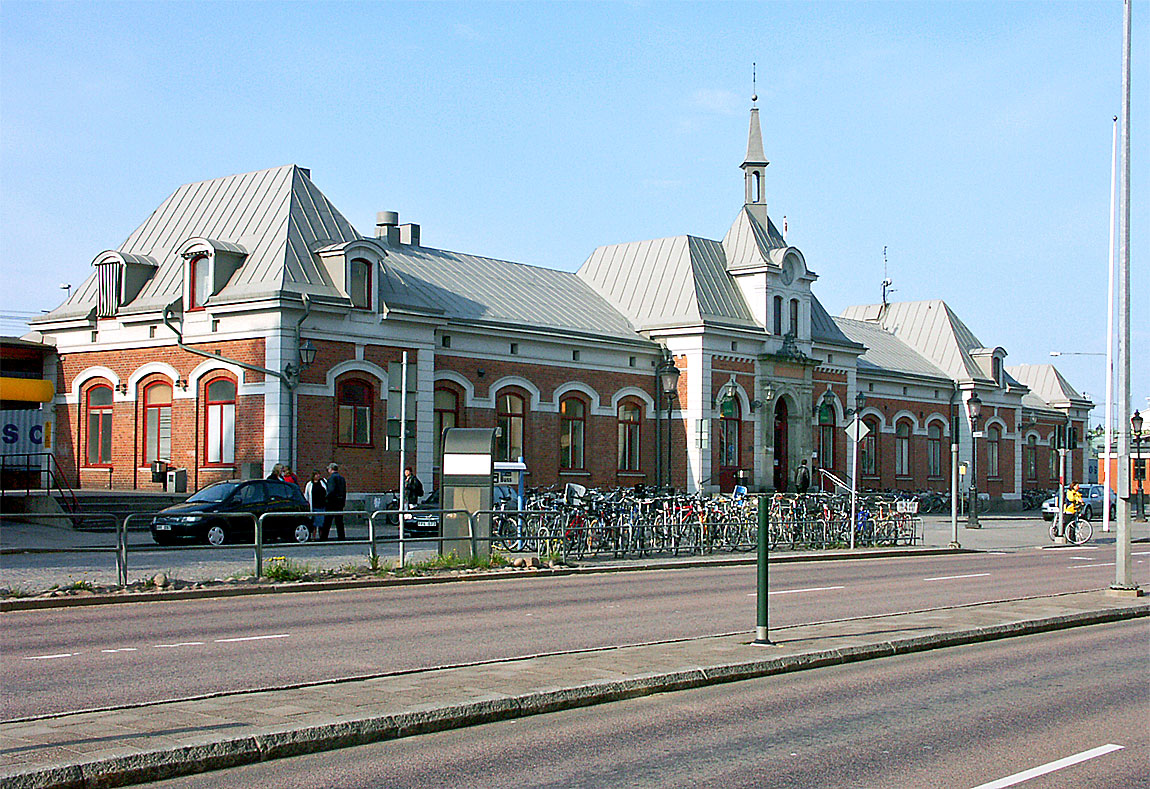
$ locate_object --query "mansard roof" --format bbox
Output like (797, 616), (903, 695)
(1007, 363), (1092, 410)
(576, 234), (758, 332)
(833, 316), (950, 381)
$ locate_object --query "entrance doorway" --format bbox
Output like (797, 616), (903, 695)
(773, 398), (789, 491)
(718, 399), (742, 492)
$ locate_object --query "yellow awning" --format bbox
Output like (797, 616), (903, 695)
(0, 377), (55, 403)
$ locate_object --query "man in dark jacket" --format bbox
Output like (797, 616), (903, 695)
(403, 467), (424, 508)
(322, 463), (347, 540)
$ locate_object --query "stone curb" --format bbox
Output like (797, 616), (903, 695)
(4, 601), (1146, 789)
(0, 547), (972, 612)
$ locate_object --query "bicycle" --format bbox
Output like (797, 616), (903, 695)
(1049, 512), (1093, 545)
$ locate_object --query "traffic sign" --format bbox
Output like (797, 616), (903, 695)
(845, 417), (870, 442)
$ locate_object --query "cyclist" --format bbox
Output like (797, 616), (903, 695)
(1060, 483), (1084, 538)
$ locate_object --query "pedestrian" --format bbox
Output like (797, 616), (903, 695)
(282, 466), (300, 488)
(795, 459), (811, 494)
(403, 466), (424, 508)
(322, 462), (347, 540)
(266, 463), (283, 481)
(304, 470), (326, 541)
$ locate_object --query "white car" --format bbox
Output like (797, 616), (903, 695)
(1041, 484), (1117, 522)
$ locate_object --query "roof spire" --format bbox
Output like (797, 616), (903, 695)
(752, 62), (758, 105)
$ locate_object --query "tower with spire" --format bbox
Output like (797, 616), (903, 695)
(742, 89), (770, 226)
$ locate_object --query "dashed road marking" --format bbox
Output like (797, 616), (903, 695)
(747, 586), (846, 596)
(101, 648), (138, 654)
(1071, 562), (1115, 568)
(23, 653), (75, 660)
(214, 634), (290, 643)
(923, 573), (990, 582)
(971, 743), (1123, 789)
(154, 642), (205, 648)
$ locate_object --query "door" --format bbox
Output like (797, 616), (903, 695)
(718, 400), (742, 492)
(773, 398), (789, 491)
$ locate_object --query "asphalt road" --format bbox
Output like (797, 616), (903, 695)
(145, 620), (1149, 789)
(3, 549), (1146, 720)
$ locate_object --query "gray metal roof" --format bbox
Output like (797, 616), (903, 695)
(576, 234), (758, 332)
(721, 206), (787, 272)
(380, 245), (649, 343)
(840, 300), (992, 384)
(35, 165), (359, 321)
(811, 297), (864, 350)
(1007, 364), (1090, 408)
(833, 316), (952, 381)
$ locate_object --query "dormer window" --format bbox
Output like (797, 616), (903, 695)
(91, 251), (158, 317)
(350, 258), (371, 309)
(992, 356), (1003, 386)
(179, 238), (247, 312)
(189, 254), (210, 310)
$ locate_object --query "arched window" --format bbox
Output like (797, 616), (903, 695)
(818, 398), (836, 471)
(497, 392), (525, 462)
(752, 171), (761, 203)
(189, 254), (210, 310)
(861, 417), (879, 476)
(559, 396), (585, 470)
(204, 378), (236, 465)
(349, 259), (372, 309)
(1026, 434), (1038, 481)
(143, 382), (172, 464)
(895, 420), (912, 476)
(987, 425), (1001, 478)
(772, 296), (783, 335)
(928, 423), (943, 478)
(789, 298), (800, 336)
(433, 388), (460, 463)
(337, 379), (373, 447)
(617, 401), (641, 472)
(85, 385), (113, 466)
(719, 398), (742, 470)
(992, 356), (1003, 386)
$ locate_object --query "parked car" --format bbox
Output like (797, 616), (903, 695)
(1041, 484), (1117, 522)
(150, 480), (311, 545)
(398, 485), (518, 537)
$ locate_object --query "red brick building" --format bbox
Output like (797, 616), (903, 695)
(26, 101), (1089, 502)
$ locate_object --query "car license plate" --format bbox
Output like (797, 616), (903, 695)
(155, 524), (171, 531)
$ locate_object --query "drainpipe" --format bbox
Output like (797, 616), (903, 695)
(163, 295), (312, 469)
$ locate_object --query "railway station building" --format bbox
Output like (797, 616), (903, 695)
(24, 101), (1090, 504)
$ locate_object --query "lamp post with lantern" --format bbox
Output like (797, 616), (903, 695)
(655, 349), (681, 492)
(966, 392), (982, 530)
(845, 390), (867, 549)
(1133, 410), (1145, 520)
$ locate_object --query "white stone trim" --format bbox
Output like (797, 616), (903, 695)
(67, 366), (122, 404)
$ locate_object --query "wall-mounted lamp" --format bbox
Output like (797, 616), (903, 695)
(749, 398), (764, 412)
(477, 368), (486, 378)
(175, 377), (188, 391)
(115, 382), (128, 395)
(284, 339), (317, 386)
(846, 390), (867, 416)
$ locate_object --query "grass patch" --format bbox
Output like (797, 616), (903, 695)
(263, 556), (313, 582)
(394, 550), (509, 577)
(1, 585), (33, 598)
(63, 579), (95, 592)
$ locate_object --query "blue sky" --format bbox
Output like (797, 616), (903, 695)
(1, 1), (1146, 423)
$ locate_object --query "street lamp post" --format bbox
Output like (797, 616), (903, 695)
(657, 350), (680, 492)
(966, 392), (982, 530)
(847, 391), (867, 549)
(1133, 410), (1145, 520)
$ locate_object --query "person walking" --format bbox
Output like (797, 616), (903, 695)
(304, 470), (326, 541)
(322, 463), (347, 540)
(795, 460), (811, 494)
(403, 466), (424, 508)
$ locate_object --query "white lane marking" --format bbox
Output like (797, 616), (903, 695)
(970, 743), (1124, 789)
(23, 653), (75, 660)
(154, 642), (205, 648)
(1071, 562), (1116, 568)
(1046, 545), (1099, 551)
(1133, 551), (1150, 556)
(101, 648), (138, 654)
(214, 634), (290, 643)
(923, 573), (990, 582)
(746, 585), (846, 597)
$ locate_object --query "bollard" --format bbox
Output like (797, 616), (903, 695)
(754, 495), (772, 645)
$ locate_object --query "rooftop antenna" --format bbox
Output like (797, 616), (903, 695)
(880, 246), (895, 306)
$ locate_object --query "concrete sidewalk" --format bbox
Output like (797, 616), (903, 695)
(3, 590), (1146, 789)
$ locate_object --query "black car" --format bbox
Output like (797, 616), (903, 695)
(398, 485), (517, 537)
(150, 480), (312, 545)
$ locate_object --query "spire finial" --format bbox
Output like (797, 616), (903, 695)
(751, 62), (758, 104)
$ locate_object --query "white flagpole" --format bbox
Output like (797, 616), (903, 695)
(1103, 116), (1117, 532)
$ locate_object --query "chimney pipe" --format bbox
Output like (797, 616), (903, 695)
(376, 211), (400, 241)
